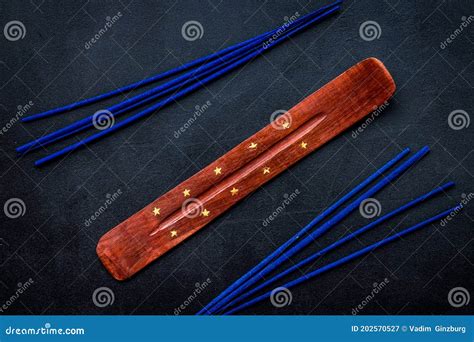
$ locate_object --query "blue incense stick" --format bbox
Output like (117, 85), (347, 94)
(204, 146), (429, 314)
(196, 148), (410, 315)
(222, 205), (461, 315)
(22, 1), (341, 123)
(34, 5), (341, 166)
(217, 181), (455, 313)
(19, 2), (340, 153)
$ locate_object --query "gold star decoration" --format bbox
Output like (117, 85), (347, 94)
(281, 121), (290, 129)
(230, 187), (239, 196)
(183, 189), (191, 197)
(201, 208), (210, 217)
(248, 142), (258, 150)
(170, 230), (178, 238)
(152, 207), (161, 216)
(300, 141), (308, 149)
(263, 167), (271, 175)
(213, 167), (222, 175)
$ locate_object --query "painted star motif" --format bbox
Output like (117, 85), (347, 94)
(183, 189), (191, 197)
(248, 142), (258, 150)
(213, 167), (222, 175)
(152, 207), (161, 216)
(281, 121), (290, 129)
(201, 208), (210, 217)
(230, 187), (239, 196)
(300, 141), (308, 149)
(170, 230), (178, 238)
(263, 167), (271, 175)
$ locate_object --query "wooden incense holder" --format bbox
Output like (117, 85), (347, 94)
(97, 58), (396, 280)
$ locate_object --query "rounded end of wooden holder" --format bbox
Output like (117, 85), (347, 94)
(96, 239), (130, 281)
(364, 57), (396, 95)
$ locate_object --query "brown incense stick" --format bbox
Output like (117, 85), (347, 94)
(97, 58), (396, 280)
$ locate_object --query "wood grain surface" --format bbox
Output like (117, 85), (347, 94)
(97, 57), (396, 280)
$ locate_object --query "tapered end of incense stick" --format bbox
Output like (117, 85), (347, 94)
(97, 57), (396, 280)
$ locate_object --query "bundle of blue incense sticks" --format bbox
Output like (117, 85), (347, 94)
(197, 146), (462, 315)
(17, 1), (343, 166)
